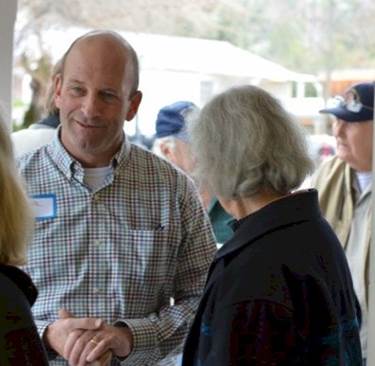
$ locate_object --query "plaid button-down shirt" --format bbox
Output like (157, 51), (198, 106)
(17, 134), (216, 365)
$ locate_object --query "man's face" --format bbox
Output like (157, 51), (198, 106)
(55, 36), (141, 167)
(332, 118), (373, 171)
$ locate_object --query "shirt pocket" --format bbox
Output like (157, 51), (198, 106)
(111, 225), (181, 302)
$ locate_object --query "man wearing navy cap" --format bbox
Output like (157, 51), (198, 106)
(153, 101), (233, 245)
(153, 101), (196, 174)
(312, 82), (374, 364)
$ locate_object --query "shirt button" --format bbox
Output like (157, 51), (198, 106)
(98, 204), (107, 214)
(93, 194), (100, 202)
(93, 287), (102, 295)
(94, 239), (103, 246)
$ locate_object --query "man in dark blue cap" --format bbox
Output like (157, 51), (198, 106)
(153, 101), (196, 173)
(153, 101), (233, 245)
(312, 82), (374, 365)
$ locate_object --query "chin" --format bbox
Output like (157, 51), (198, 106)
(337, 149), (350, 160)
(338, 155), (350, 164)
(339, 155), (355, 167)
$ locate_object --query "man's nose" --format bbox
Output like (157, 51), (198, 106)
(333, 119), (346, 137)
(81, 94), (100, 119)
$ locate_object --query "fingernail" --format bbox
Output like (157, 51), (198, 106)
(95, 319), (102, 327)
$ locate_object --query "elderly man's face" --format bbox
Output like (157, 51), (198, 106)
(161, 139), (195, 175)
(172, 139), (195, 174)
(332, 118), (373, 171)
(55, 35), (141, 167)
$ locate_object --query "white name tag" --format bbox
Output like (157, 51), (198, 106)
(31, 194), (57, 221)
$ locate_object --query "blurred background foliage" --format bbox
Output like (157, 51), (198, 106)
(15, 0), (375, 125)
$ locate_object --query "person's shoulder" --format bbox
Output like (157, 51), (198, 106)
(0, 266), (35, 327)
(130, 143), (174, 169)
(311, 156), (347, 187)
(16, 142), (52, 170)
(129, 143), (191, 182)
(12, 128), (56, 158)
(0, 266), (48, 364)
(0, 264), (37, 303)
(315, 156), (346, 175)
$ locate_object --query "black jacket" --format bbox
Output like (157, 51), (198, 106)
(0, 264), (48, 365)
(182, 190), (362, 366)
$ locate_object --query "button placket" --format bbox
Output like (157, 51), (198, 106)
(90, 192), (109, 302)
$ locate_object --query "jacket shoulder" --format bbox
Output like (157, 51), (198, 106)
(312, 156), (348, 188)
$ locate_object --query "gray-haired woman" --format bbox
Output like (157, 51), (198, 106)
(182, 85), (362, 366)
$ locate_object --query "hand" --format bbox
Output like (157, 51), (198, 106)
(65, 323), (133, 366)
(88, 350), (112, 366)
(60, 309), (112, 366)
(43, 309), (103, 358)
(86, 323), (133, 361)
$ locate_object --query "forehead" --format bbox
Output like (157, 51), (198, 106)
(335, 118), (373, 130)
(63, 37), (130, 88)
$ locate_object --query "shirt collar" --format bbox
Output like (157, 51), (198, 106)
(47, 127), (131, 179)
(0, 264), (38, 306)
(351, 169), (372, 203)
(215, 189), (321, 260)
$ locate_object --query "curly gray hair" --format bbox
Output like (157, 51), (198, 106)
(189, 85), (314, 199)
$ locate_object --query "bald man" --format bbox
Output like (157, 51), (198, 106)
(17, 31), (216, 366)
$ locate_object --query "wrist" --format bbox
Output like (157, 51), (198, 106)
(43, 323), (53, 349)
(114, 323), (133, 357)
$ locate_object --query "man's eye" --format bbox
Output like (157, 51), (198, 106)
(70, 86), (84, 96)
(101, 92), (117, 102)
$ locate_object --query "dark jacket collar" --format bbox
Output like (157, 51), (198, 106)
(0, 264), (38, 305)
(215, 189), (321, 261)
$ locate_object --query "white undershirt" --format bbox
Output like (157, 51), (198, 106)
(83, 166), (112, 191)
(355, 171), (372, 193)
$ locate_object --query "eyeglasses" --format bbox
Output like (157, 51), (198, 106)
(332, 95), (373, 113)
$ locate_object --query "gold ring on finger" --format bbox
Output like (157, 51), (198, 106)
(90, 337), (99, 345)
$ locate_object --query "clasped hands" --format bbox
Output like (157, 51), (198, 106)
(45, 309), (133, 366)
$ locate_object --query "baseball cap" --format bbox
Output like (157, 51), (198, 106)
(155, 101), (198, 142)
(319, 82), (374, 122)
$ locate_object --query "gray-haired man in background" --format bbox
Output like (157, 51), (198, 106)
(313, 82), (374, 365)
(153, 101), (233, 245)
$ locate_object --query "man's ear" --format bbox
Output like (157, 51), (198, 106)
(125, 91), (143, 121)
(160, 141), (173, 160)
(54, 74), (63, 109)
